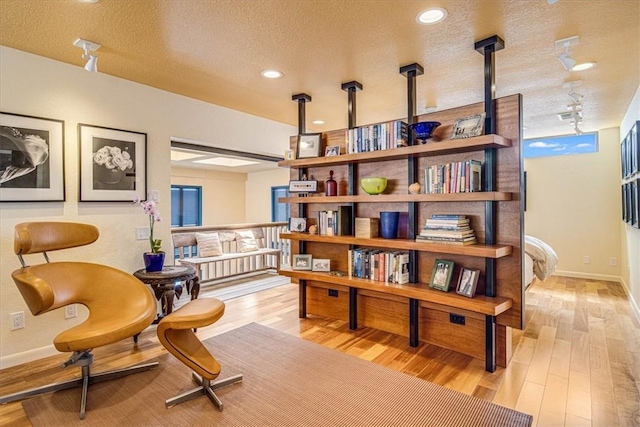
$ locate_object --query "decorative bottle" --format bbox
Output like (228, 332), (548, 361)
(326, 170), (337, 196)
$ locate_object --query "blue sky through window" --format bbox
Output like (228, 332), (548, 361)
(523, 132), (598, 158)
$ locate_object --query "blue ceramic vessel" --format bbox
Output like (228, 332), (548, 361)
(410, 121), (441, 143)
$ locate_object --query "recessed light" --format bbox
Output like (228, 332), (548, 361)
(78, 0), (100, 3)
(571, 62), (596, 71)
(312, 120), (325, 125)
(416, 8), (448, 25)
(261, 70), (283, 79)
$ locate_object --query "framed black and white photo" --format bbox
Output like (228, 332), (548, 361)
(456, 267), (480, 298)
(450, 113), (486, 140)
(325, 145), (340, 157)
(0, 112), (65, 202)
(79, 124), (146, 202)
(289, 179), (318, 193)
(429, 259), (455, 291)
(312, 258), (331, 272)
(296, 133), (322, 159)
(289, 217), (307, 232)
(292, 254), (312, 271)
(622, 184), (627, 222)
(631, 179), (639, 228)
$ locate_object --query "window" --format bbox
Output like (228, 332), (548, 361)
(171, 185), (202, 227)
(523, 132), (598, 159)
(271, 186), (290, 222)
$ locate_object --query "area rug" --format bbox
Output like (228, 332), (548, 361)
(23, 323), (532, 427)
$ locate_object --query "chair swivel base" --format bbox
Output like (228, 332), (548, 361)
(165, 372), (243, 410)
(0, 351), (158, 420)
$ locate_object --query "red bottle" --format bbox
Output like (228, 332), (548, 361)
(326, 170), (337, 196)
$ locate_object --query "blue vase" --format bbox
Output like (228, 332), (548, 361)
(380, 211), (400, 239)
(144, 252), (165, 272)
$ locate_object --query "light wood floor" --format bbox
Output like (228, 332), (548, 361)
(1, 275), (639, 426)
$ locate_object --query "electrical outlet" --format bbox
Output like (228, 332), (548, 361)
(327, 289), (339, 297)
(10, 312), (25, 330)
(65, 304), (77, 319)
(136, 226), (150, 240)
(582, 256), (590, 264)
(450, 314), (465, 325)
(609, 257), (617, 266)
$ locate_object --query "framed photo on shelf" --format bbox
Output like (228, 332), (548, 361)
(289, 179), (318, 193)
(79, 124), (147, 202)
(429, 259), (455, 291)
(456, 267), (480, 298)
(296, 133), (322, 159)
(325, 145), (340, 157)
(292, 254), (312, 271)
(284, 149), (294, 161)
(312, 258), (331, 272)
(450, 113), (486, 140)
(289, 217), (307, 232)
(0, 112), (65, 202)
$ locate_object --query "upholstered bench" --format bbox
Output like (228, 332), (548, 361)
(157, 298), (243, 410)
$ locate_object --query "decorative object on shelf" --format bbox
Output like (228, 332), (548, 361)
(355, 217), (379, 238)
(450, 113), (486, 140)
(410, 121), (441, 144)
(312, 259), (331, 272)
(360, 177), (387, 195)
(380, 211), (400, 239)
(408, 182), (421, 194)
(0, 112), (65, 202)
(289, 217), (307, 232)
(308, 224), (318, 234)
(325, 145), (340, 157)
(325, 170), (338, 196)
(429, 259), (455, 291)
(456, 267), (480, 298)
(296, 133), (322, 158)
(135, 197), (164, 272)
(289, 179), (318, 193)
(292, 254), (312, 271)
(284, 149), (294, 160)
(79, 123), (146, 201)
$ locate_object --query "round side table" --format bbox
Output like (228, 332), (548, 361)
(133, 265), (199, 322)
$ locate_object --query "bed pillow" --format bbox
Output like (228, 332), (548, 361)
(196, 232), (223, 257)
(235, 230), (259, 253)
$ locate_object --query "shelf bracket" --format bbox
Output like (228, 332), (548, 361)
(299, 280), (307, 318)
(292, 93), (312, 134)
(409, 298), (419, 347)
(341, 81), (363, 130)
(485, 315), (497, 372)
(349, 287), (358, 330)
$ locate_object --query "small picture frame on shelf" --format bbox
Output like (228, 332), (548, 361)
(456, 267), (480, 298)
(284, 149), (294, 161)
(325, 145), (340, 157)
(289, 180), (318, 193)
(312, 258), (331, 272)
(289, 217), (307, 232)
(292, 254), (312, 271)
(450, 113), (486, 140)
(296, 133), (322, 159)
(429, 259), (455, 292)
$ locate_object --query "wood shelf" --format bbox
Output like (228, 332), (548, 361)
(280, 232), (512, 258)
(278, 134), (511, 168)
(278, 268), (513, 317)
(279, 191), (512, 204)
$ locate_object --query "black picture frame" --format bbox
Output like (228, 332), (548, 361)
(632, 122), (639, 175)
(429, 259), (455, 291)
(0, 112), (65, 202)
(622, 184), (627, 222)
(625, 183), (632, 224)
(79, 124), (147, 202)
(296, 133), (322, 159)
(289, 180), (318, 193)
(456, 267), (480, 298)
(621, 136), (628, 178)
(631, 179), (638, 228)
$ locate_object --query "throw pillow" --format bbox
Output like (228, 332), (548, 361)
(235, 230), (259, 253)
(196, 232), (223, 257)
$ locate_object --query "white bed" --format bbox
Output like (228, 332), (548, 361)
(524, 235), (558, 289)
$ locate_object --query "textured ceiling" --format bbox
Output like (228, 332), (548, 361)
(1, 0), (639, 142)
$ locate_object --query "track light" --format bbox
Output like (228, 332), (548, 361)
(555, 36), (579, 71)
(73, 38), (101, 73)
(568, 91), (583, 103)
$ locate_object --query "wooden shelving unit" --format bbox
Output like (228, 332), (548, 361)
(280, 191), (512, 204)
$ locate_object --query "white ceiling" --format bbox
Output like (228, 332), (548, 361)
(1, 0), (638, 168)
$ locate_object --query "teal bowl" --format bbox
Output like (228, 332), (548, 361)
(360, 177), (387, 195)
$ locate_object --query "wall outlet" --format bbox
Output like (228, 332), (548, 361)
(10, 312), (25, 330)
(136, 226), (150, 240)
(65, 304), (77, 319)
(450, 314), (465, 325)
(609, 257), (617, 266)
(582, 256), (590, 264)
(327, 289), (339, 297)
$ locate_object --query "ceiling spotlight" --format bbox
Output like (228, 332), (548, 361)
(416, 8), (448, 25)
(73, 38), (101, 73)
(568, 91), (583, 103)
(261, 70), (283, 79)
(573, 123), (583, 136)
(571, 62), (596, 71)
(555, 36), (579, 71)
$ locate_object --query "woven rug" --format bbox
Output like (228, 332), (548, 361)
(23, 323), (532, 427)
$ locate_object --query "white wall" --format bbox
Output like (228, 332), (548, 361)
(245, 168), (290, 223)
(0, 47), (296, 368)
(619, 85), (640, 318)
(524, 128), (622, 280)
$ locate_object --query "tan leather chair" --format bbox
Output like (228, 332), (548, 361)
(0, 222), (158, 419)
(157, 298), (242, 410)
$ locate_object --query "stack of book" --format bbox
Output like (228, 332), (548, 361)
(416, 215), (477, 246)
(423, 160), (482, 194)
(348, 249), (410, 284)
(346, 120), (410, 154)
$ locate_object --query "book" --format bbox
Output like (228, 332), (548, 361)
(430, 214), (467, 219)
(419, 230), (475, 238)
(416, 236), (478, 246)
(337, 205), (353, 236)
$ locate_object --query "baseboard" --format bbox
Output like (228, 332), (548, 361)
(620, 276), (640, 323)
(0, 344), (59, 370)
(553, 270), (622, 283)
